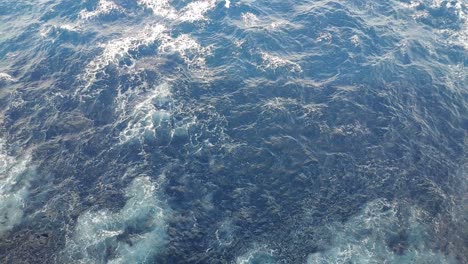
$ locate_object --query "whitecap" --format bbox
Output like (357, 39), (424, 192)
(178, 0), (218, 22)
(241, 12), (260, 27)
(240, 12), (302, 31)
(138, 0), (218, 22)
(158, 34), (212, 68)
(82, 24), (168, 91)
(82, 23), (210, 92)
(0, 72), (15, 83)
(137, 0), (178, 20)
(119, 82), (174, 144)
(236, 246), (276, 264)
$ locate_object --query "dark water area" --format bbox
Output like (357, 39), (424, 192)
(0, 0), (467, 263)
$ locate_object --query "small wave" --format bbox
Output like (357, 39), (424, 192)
(81, 24), (168, 91)
(331, 121), (370, 137)
(236, 245), (276, 264)
(179, 0), (218, 22)
(258, 51), (302, 73)
(87, 24), (167, 71)
(40, 23), (81, 40)
(241, 12), (260, 27)
(138, 0), (219, 22)
(399, 0), (468, 50)
(158, 34), (212, 68)
(138, 0), (178, 19)
(62, 176), (168, 263)
(240, 12), (302, 31)
(79, 0), (122, 20)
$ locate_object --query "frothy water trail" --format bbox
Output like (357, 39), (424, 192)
(81, 24), (169, 93)
(61, 176), (168, 263)
(0, 73), (15, 83)
(119, 82), (176, 145)
(0, 139), (34, 235)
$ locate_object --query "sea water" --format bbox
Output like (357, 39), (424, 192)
(0, 0), (466, 263)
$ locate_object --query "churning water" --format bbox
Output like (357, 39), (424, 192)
(0, 0), (467, 263)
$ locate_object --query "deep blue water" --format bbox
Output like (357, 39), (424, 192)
(0, 0), (467, 263)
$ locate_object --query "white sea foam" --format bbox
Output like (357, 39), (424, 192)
(82, 23), (210, 92)
(400, 0), (468, 50)
(80, 0), (218, 94)
(85, 24), (167, 75)
(40, 23), (81, 40)
(79, 0), (122, 20)
(0, 139), (32, 235)
(81, 24), (168, 91)
(316, 32), (332, 43)
(240, 12), (301, 31)
(137, 0), (178, 19)
(307, 199), (457, 264)
(241, 12), (260, 27)
(179, 0), (217, 22)
(262, 97), (298, 112)
(63, 176), (168, 263)
(350, 35), (360, 46)
(259, 52), (302, 73)
(158, 34), (212, 68)
(138, 0), (218, 22)
(0, 72), (15, 83)
(332, 121), (370, 136)
(119, 82), (173, 144)
(446, 0), (467, 50)
(236, 246), (276, 264)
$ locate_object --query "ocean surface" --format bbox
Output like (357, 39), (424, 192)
(0, 0), (467, 263)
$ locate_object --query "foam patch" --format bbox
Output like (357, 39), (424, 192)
(62, 176), (168, 263)
(236, 246), (276, 264)
(258, 51), (302, 73)
(0, 139), (32, 235)
(79, 0), (122, 20)
(307, 199), (457, 264)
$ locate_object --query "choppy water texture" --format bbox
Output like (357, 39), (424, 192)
(0, 0), (467, 263)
